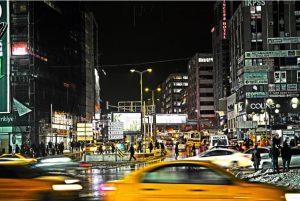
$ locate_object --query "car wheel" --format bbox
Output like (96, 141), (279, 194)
(262, 163), (271, 169)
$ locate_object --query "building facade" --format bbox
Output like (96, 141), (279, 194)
(0, 1), (99, 151)
(161, 73), (188, 114)
(187, 53), (216, 131)
(228, 1), (300, 142)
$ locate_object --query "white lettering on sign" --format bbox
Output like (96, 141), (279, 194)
(198, 58), (213, 63)
(250, 103), (265, 110)
(245, 0), (265, 6)
(222, 0), (227, 39)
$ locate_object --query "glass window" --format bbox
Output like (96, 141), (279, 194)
(141, 164), (232, 185)
(297, 71), (300, 82)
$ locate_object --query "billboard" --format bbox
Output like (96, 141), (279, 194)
(112, 113), (141, 133)
(0, 0), (9, 113)
(155, 114), (187, 124)
(267, 37), (300, 44)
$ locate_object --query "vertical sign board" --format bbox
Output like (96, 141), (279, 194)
(108, 122), (124, 140)
(0, 0), (9, 113)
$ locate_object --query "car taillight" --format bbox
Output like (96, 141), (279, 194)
(99, 184), (116, 192)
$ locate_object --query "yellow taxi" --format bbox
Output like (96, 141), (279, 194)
(100, 160), (296, 201)
(0, 160), (82, 201)
(0, 153), (37, 164)
(84, 144), (98, 153)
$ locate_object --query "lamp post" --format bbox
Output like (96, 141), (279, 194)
(130, 68), (152, 152)
(145, 87), (161, 141)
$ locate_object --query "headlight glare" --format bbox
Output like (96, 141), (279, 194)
(285, 193), (300, 201)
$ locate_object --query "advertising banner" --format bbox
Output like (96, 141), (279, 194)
(246, 92), (268, 98)
(0, 0), (9, 113)
(155, 114), (187, 124)
(244, 72), (268, 85)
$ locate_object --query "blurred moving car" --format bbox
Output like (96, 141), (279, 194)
(33, 155), (80, 174)
(185, 148), (252, 169)
(0, 153), (36, 164)
(100, 160), (291, 201)
(0, 161), (82, 201)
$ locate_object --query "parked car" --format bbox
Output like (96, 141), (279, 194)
(185, 148), (252, 169)
(100, 160), (291, 201)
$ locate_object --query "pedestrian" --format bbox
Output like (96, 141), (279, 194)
(15, 144), (20, 153)
(111, 143), (115, 153)
(191, 143), (196, 156)
(281, 141), (292, 172)
(251, 144), (261, 171)
(138, 141), (142, 153)
(155, 140), (159, 149)
(129, 144), (136, 161)
(175, 142), (179, 160)
(269, 144), (280, 173)
(160, 142), (165, 156)
(8, 145), (12, 154)
(149, 141), (153, 153)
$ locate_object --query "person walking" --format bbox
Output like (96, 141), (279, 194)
(174, 142), (179, 160)
(191, 143), (196, 156)
(251, 144), (261, 171)
(15, 144), (20, 153)
(269, 144), (280, 173)
(129, 144), (136, 161)
(149, 141), (153, 153)
(281, 141), (292, 172)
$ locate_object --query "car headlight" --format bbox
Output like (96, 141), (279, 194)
(285, 193), (300, 201)
(52, 184), (83, 191)
(65, 179), (80, 184)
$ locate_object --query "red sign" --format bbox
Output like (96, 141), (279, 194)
(11, 42), (28, 55)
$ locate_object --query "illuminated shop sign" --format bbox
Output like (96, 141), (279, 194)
(246, 92), (268, 98)
(0, 0), (9, 113)
(243, 0), (265, 6)
(11, 42), (28, 55)
(268, 37), (300, 44)
(244, 72), (268, 85)
(222, 0), (227, 39)
(198, 58), (213, 63)
(245, 50), (300, 58)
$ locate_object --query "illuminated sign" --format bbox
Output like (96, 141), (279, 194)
(112, 113), (141, 133)
(268, 37), (300, 44)
(245, 50), (300, 58)
(222, 0), (227, 39)
(11, 42), (28, 55)
(198, 58), (213, 63)
(0, 0), (9, 113)
(244, 72), (268, 85)
(244, 0), (265, 6)
(246, 92), (268, 98)
(155, 114), (187, 124)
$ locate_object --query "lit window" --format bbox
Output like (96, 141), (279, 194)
(256, 6), (261, 12)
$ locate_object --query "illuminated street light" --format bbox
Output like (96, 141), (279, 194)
(130, 68), (152, 151)
(145, 87), (161, 106)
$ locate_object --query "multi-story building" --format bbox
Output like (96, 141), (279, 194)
(228, 1), (300, 141)
(161, 73), (188, 114)
(212, 1), (241, 130)
(0, 1), (99, 150)
(187, 53), (216, 131)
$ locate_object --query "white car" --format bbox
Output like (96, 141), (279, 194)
(185, 148), (252, 169)
(244, 147), (270, 169)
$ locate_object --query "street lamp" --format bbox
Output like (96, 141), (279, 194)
(145, 87), (161, 106)
(130, 68), (152, 152)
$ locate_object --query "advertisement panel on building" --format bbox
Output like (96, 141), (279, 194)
(227, 94), (236, 120)
(245, 50), (299, 58)
(155, 114), (187, 124)
(244, 72), (268, 85)
(108, 122), (123, 140)
(112, 113), (141, 133)
(246, 92), (268, 98)
(0, 0), (9, 113)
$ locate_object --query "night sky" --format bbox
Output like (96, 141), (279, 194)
(86, 2), (214, 105)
